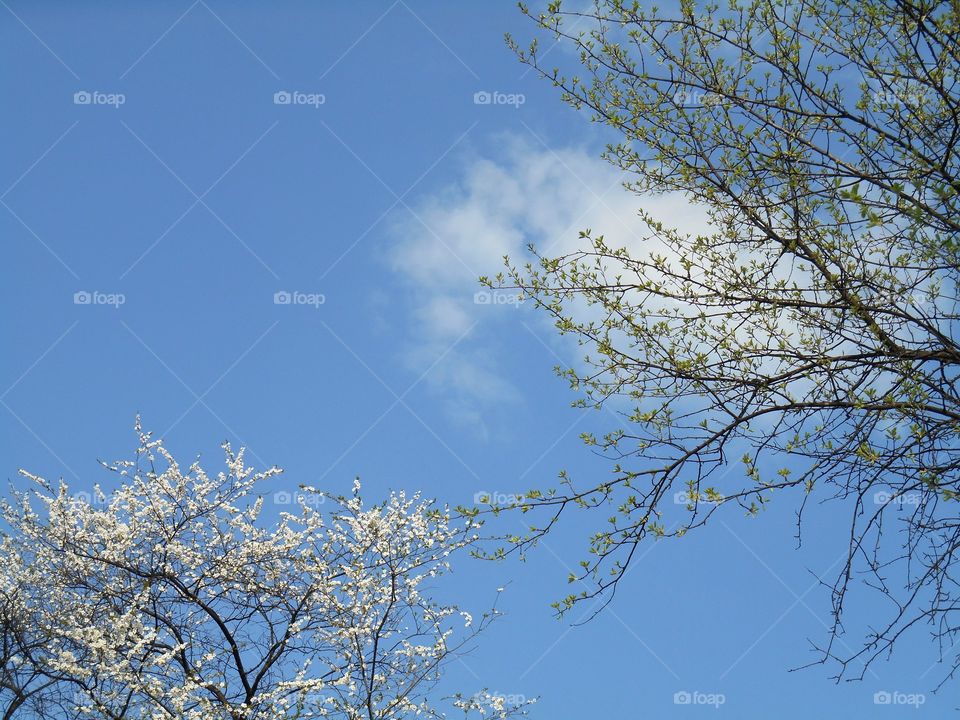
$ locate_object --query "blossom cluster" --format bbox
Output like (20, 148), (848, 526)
(0, 421), (534, 720)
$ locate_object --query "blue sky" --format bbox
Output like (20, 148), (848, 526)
(0, 1), (950, 716)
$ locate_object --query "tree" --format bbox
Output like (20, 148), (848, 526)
(0, 546), (80, 720)
(489, 0), (960, 684)
(1, 422), (533, 720)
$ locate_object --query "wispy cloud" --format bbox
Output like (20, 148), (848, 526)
(387, 134), (712, 435)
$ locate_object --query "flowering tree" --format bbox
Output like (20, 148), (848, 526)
(0, 423), (533, 720)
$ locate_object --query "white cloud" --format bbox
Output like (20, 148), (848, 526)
(415, 295), (474, 338)
(387, 134), (712, 435)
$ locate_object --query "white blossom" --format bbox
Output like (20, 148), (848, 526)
(0, 424), (532, 720)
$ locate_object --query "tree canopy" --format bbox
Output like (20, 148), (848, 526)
(0, 423), (532, 720)
(489, 0), (960, 684)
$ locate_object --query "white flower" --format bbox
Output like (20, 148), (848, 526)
(3, 425), (517, 720)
